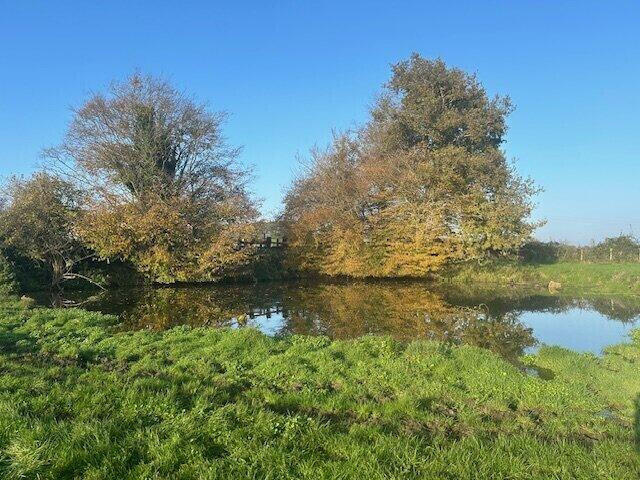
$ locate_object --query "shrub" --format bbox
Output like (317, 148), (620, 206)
(0, 251), (17, 294)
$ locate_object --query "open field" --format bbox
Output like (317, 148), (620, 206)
(0, 294), (638, 479)
(442, 262), (640, 294)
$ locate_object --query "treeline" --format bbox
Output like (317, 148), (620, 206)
(1, 75), (274, 291)
(521, 235), (640, 264)
(1, 55), (544, 290)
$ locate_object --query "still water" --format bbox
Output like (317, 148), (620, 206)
(41, 280), (640, 361)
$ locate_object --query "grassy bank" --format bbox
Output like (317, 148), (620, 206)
(0, 295), (639, 479)
(442, 262), (640, 294)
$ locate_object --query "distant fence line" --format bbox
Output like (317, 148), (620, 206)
(553, 247), (640, 263)
(521, 237), (640, 264)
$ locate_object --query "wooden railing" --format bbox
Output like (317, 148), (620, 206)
(237, 236), (288, 249)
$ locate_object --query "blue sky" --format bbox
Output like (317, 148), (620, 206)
(1, 1), (638, 244)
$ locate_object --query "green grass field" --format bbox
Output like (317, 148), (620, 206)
(1, 294), (639, 479)
(442, 262), (640, 294)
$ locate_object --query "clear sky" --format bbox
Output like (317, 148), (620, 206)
(1, 1), (638, 244)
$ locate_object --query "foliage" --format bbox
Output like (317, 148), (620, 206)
(0, 295), (638, 479)
(521, 235), (640, 264)
(76, 194), (257, 283)
(519, 240), (563, 264)
(243, 247), (294, 282)
(47, 74), (259, 283)
(0, 247), (51, 293)
(0, 251), (17, 294)
(591, 235), (640, 262)
(283, 55), (539, 277)
(63, 258), (149, 291)
(0, 173), (92, 289)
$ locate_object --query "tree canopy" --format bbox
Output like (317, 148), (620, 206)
(47, 74), (259, 282)
(283, 55), (539, 277)
(0, 173), (88, 288)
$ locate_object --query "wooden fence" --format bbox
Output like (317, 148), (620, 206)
(237, 236), (288, 249)
(521, 239), (640, 264)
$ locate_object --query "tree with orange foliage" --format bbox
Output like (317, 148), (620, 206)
(0, 173), (96, 289)
(283, 55), (539, 277)
(47, 74), (258, 282)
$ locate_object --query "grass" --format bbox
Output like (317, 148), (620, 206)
(442, 262), (640, 294)
(0, 294), (639, 479)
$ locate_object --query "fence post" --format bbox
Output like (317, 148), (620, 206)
(580, 248), (584, 263)
(609, 247), (613, 262)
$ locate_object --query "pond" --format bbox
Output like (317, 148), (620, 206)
(37, 280), (640, 361)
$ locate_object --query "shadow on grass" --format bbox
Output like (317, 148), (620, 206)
(0, 331), (36, 354)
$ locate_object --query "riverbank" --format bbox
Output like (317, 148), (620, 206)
(0, 294), (638, 479)
(441, 262), (640, 294)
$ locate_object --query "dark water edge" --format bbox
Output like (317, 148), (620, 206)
(32, 279), (640, 361)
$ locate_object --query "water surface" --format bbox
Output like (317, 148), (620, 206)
(40, 280), (640, 360)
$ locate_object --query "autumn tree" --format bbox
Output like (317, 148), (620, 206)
(47, 74), (258, 282)
(0, 173), (96, 289)
(283, 55), (539, 277)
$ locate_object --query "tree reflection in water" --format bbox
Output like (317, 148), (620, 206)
(47, 280), (640, 362)
(276, 284), (536, 361)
